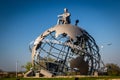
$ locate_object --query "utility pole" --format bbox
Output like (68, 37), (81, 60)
(16, 60), (18, 78)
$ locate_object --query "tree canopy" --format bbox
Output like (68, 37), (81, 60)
(106, 63), (120, 76)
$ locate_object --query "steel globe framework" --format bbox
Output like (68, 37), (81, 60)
(29, 9), (101, 76)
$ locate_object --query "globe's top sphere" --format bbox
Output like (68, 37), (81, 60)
(51, 24), (84, 40)
(34, 24), (85, 46)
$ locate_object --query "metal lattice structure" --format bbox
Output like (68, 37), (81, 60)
(29, 9), (101, 76)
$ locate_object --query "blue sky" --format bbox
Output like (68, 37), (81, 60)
(0, 0), (120, 71)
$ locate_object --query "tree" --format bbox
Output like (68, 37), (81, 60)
(22, 57), (55, 72)
(0, 69), (3, 72)
(70, 56), (89, 75)
(22, 62), (32, 72)
(106, 63), (120, 76)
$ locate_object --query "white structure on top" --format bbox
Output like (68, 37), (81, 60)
(57, 8), (71, 24)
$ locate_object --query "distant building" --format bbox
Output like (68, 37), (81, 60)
(0, 71), (8, 78)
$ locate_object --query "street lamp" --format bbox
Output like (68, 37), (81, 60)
(16, 60), (18, 78)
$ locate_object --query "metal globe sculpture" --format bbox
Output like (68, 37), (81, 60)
(29, 9), (101, 77)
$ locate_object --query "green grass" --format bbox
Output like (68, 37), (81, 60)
(1, 76), (120, 80)
(0, 78), (74, 80)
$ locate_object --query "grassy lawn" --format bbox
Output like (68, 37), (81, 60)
(0, 78), (74, 80)
(1, 76), (120, 80)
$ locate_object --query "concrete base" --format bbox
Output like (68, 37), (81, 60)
(94, 71), (98, 77)
(24, 70), (34, 77)
(35, 73), (40, 78)
(24, 69), (53, 78)
(40, 69), (53, 77)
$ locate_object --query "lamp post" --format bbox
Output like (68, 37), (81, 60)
(16, 60), (18, 78)
(99, 43), (112, 74)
